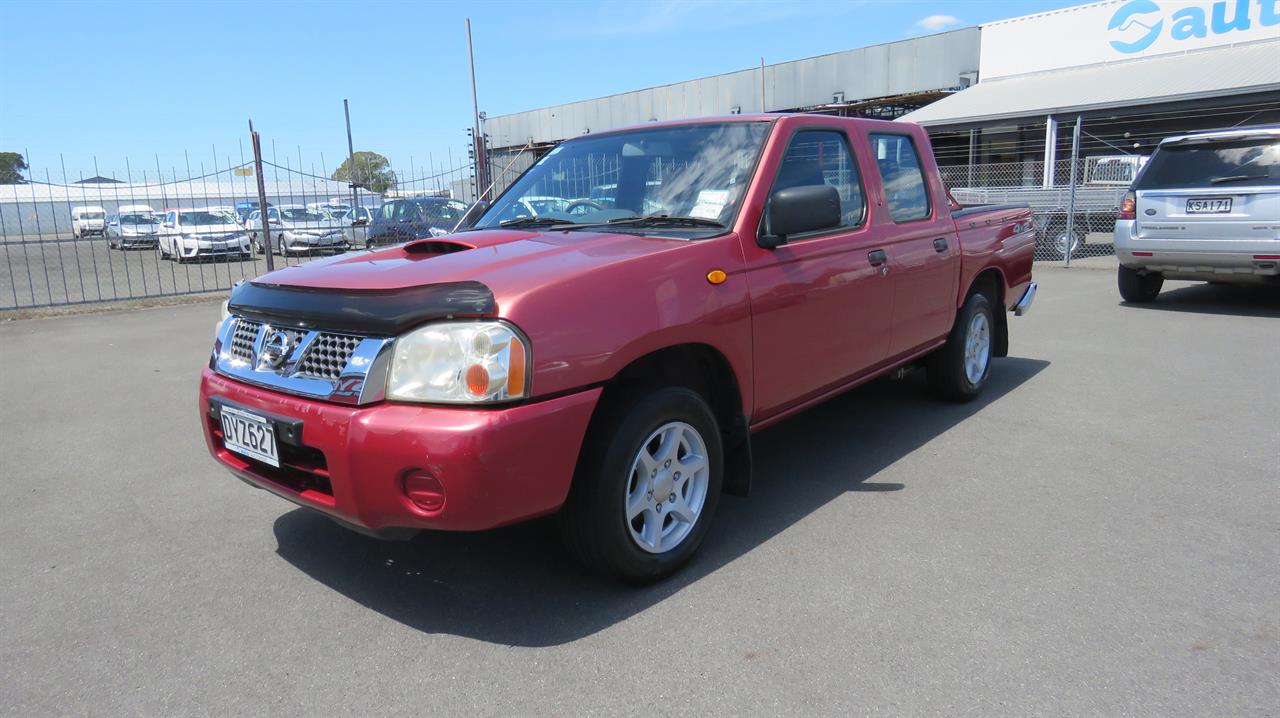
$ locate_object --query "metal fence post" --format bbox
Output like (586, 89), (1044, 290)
(343, 100), (359, 215)
(1063, 115), (1082, 268)
(249, 120), (274, 272)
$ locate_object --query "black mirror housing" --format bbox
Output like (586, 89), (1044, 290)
(759, 184), (841, 248)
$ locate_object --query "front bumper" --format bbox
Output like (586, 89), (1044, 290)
(200, 368), (601, 533)
(1114, 220), (1280, 280)
(281, 233), (347, 253)
(180, 239), (252, 259)
(117, 234), (158, 248)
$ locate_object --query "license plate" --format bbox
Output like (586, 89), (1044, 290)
(220, 406), (279, 467)
(1186, 198), (1232, 214)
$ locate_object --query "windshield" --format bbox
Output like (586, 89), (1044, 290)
(80, 211), (105, 220)
(120, 213), (157, 224)
(474, 122), (770, 232)
(1137, 138), (1280, 190)
(179, 211), (237, 225)
(279, 208), (329, 222)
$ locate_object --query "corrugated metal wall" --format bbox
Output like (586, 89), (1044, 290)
(484, 28), (980, 150)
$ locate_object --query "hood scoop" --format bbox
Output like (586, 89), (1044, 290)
(403, 238), (475, 256)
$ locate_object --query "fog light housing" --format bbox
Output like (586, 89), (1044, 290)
(403, 470), (446, 513)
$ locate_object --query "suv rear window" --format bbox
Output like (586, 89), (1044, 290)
(1137, 137), (1280, 190)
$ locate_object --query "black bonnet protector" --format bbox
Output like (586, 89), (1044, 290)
(227, 280), (496, 336)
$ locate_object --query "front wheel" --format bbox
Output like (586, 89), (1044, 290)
(559, 386), (723, 584)
(1118, 265), (1163, 303)
(928, 292), (994, 402)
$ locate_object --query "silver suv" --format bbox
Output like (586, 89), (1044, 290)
(1113, 126), (1280, 302)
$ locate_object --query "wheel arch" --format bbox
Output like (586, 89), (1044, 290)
(587, 342), (752, 496)
(964, 266), (1009, 358)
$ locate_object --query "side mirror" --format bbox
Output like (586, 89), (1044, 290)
(457, 200), (489, 230)
(758, 185), (841, 249)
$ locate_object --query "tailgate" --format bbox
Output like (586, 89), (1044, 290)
(1136, 187), (1280, 241)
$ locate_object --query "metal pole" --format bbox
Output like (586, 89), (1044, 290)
(1043, 115), (1058, 188)
(1063, 115), (1082, 268)
(249, 120), (275, 272)
(466, 18), (487, 191)
(967, 128), (976, 187)
(343, 99), (358, 212)
(759, 57), (766, 112)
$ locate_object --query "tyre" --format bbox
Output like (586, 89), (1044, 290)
(559, 386), (724, 584)
(155, 242), (167, 261)
(1043, 226), (1084, 260)
(1117, 265), (1163, 303)
(928, 292), (995, 402)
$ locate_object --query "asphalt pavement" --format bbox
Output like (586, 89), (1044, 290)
(1, 267), (1276, 716)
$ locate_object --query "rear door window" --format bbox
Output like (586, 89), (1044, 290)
(1137, 138), (1280, 190)
(869, 134), (932, 223)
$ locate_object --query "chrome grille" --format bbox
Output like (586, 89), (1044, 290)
(276, 327), (307, 350)
(230, 319), (261, 362)
(296, 333), (363, 380)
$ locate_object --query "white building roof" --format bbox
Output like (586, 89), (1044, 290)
(900, 39), (1280, 127)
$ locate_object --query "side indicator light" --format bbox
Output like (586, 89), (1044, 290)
(706, 269), (727, 285)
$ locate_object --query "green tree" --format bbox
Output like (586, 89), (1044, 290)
(331, 151), (397, 194)
(0, 152), (28, 184)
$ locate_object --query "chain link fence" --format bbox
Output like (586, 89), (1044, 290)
(0, 148), (479, 311)
(941, 158), (1132, 262)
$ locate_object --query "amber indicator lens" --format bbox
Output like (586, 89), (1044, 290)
(706, 269), (727, 285)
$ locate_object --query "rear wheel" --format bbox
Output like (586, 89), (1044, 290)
(1118, 265), (1163, 303)
(928, 292), (994, 402)
(559, 386), (723, 584)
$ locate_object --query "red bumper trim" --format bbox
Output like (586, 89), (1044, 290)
(201, 368), (601, 532)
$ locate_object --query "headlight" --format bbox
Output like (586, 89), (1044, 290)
(216, 299), (231, 336)
(387, 321), (529, 403)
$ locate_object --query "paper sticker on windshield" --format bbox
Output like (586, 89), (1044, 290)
(690, 189), (729, 220)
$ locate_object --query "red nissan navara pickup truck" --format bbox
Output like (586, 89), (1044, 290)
(202, 115), (1036, 583)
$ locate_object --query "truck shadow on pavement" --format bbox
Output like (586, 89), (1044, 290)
(1121, 283), (1280, 318)
(272, 356), (1049, 646)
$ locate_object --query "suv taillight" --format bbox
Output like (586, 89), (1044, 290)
(1118, 191), (1136, 220)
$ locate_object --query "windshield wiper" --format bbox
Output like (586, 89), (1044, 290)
(498, 216), (578, 228)
(606, 214), (725, 229)
(1209, 174), (1268, 184)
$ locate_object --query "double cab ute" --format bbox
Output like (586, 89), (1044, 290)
(201, 115), (1036, 582)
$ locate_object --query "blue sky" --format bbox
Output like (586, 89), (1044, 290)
(1, 0), (1083, 182)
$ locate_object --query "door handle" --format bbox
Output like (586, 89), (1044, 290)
(933, 237), (949, 253)
(868, 249), (887, 266)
